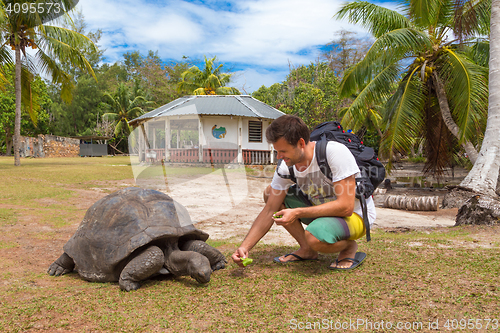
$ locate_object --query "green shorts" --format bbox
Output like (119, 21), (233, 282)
(284, 186), (365, 244)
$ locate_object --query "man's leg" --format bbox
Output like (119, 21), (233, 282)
(304, 214), (366, 269)
(264, 185), (317, 262)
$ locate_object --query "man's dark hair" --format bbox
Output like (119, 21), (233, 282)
(265, 115), (310, 146)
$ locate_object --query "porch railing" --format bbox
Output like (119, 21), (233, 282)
(169, 148), (200, 163)
(145, 148), (273, 165)
(242, 149), (272, 165)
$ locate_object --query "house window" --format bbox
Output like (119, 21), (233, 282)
(248, 121), (262, 142)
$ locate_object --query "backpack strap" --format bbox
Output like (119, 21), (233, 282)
(358, 193), (371, 242)
(315, 135), (332, 180)
(276, 159), (296, 183)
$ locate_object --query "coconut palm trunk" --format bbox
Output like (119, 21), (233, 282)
(13, 46), (22, 167)
(459, 0), (500, 198)
(432, 71), (479, 164)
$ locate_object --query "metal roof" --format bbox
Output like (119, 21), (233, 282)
(129, 95), (285, 126)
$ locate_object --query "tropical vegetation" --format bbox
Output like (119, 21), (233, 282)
(102, 83), (154, 137)
(0, 66), (51, 155)
(335, 0), (490, 175)
(0, 0), (97, 166)
(252, 62), (341, 129)
(177, 56), (241, 95)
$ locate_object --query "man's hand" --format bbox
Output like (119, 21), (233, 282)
(272, 208), (300, 226)
(231, 247), (249, 267)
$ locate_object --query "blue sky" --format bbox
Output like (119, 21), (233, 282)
(75, 0), (391, 93)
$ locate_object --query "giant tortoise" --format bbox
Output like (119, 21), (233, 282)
(48, 187), (226, 291)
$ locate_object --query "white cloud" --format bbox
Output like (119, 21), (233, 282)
(76, 0), (375, 91)
(230, 68), (289, 94)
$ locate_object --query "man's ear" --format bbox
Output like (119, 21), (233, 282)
(297, 138), (306, 149)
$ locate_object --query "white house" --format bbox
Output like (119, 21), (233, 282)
(128, 95), (285, 164)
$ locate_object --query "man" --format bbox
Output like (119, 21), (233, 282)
(231, 115), (376, 270)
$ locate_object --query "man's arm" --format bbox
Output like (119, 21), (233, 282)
(273, 175), (356, 227)
(231, 187), (288, 266)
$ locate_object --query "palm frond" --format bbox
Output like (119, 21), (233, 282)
(335, 1), (411, 38)
(413, 0), (454, 32)
(37, 25), (96, 80)
(126, 106), (145, 119)
(341, 62), (401, 128)
(411, 0), (444, 28)
(470, 39), (490, 67)
(340, 28), (431, 97)
(436, 48), (488, 142)
(34, 49), (74, 102)
(368, 107), (384, 130)
(453, 0), (491, 40)
(20, 64), (40, 126)
(0, 45), (13, 65)
(215, 86), (241, 95)
(129, 95), (147, 109)
(102, 92), (119, 110)
(193, 87), (206, 95)
(205, 73), (222, 89)
(114, 120), (125, 136)
(178, 55), (240, 95)
(380, 68), (426, 168)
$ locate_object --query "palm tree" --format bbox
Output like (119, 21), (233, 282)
(0, 0), (96, 166)
(177, 56), (241, 95)
(455, 0), (500, 198)
(336, 0), (489, 174)
(102, 84), (154, 137)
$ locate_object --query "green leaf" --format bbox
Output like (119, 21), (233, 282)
(241, 258), (253, 267)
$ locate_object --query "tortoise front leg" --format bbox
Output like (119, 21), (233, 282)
(48, 253), (75, 276)
(119, 246), (164, 291)
(180, 240), (227, 271)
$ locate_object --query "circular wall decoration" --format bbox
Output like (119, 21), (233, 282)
(212, 125), (227, 139)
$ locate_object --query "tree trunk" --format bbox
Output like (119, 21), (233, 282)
(384, 195), (439, 211)
(5, 126), (12, 156)
(455, 194), (500, 226)
(458, 0), (500, 198)
(432, 71), (479, 164)
(13, 46), (22, 166)
(444, 0), (500, 221)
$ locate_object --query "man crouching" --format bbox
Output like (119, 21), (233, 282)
(231, 115), (375, 270)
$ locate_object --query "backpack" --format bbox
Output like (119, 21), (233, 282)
(277, 121), (386, 241)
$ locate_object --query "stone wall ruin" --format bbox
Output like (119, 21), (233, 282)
(19, 135), (80, 158)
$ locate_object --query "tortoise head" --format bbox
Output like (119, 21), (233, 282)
(187, 253), (212, 284)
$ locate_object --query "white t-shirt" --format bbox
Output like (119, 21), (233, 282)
(270, 141), (376, 225)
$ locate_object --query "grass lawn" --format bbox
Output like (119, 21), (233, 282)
(0, 156), (499, 332)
